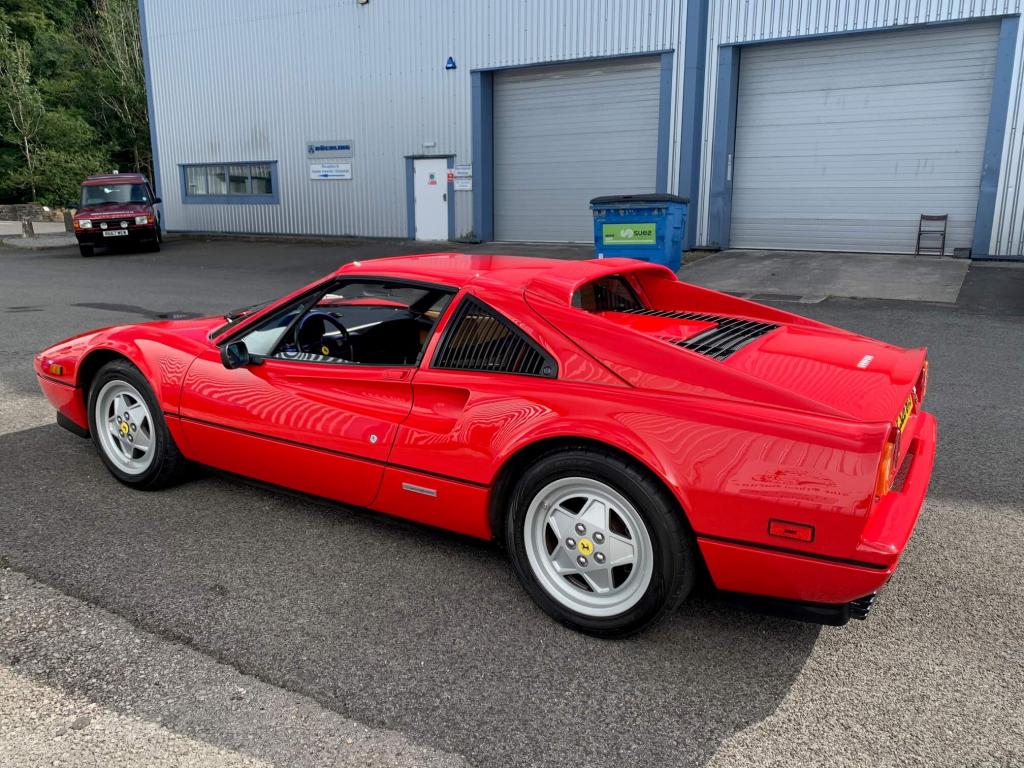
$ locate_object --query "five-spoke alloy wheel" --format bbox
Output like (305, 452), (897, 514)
(94, 380), (156, 476)
(87, 360), (186, 489)
(507, 447), (697, 637)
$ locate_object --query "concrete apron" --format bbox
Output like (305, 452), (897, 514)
(680, 249), (970, 303)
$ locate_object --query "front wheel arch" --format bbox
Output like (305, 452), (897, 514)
(78, 349), (134, 400)
(488, 436), (695, 548)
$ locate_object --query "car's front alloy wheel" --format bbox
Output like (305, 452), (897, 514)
(506, 448), (696, 637)
(87, 360), (186, 489)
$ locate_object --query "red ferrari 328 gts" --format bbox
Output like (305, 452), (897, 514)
(35, 254), (936, 636)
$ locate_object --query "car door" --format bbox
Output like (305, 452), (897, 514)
(177, 279), (447, 508)
(179, 351), (413, 507)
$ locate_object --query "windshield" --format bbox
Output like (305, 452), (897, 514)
(80, 183), (150, 207)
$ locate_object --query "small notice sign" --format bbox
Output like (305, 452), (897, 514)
(453, 164), (472, 178)
(602, 222), (656, 245)
(310, 162), (352, 180)
(453, 177), (473, 191)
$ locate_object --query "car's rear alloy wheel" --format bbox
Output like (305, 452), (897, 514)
(507, 449), (696, 637)
(87, 360), (186, 489)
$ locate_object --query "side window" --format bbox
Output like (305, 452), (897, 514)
(238, 280), (453, 367)
(432, 296), (557, 378)
(238, 301), (310, 357)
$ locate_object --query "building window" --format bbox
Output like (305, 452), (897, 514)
(180, 162), (278, 204)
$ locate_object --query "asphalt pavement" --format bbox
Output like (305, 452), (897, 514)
(0, 237), (1021, 768)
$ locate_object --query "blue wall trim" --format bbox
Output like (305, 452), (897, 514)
(655, 52), (674, 193)
(973, 15), (1019, 258)
(405, 157), (416, 240)
(708, 46), (739, 250)
(471, 70), (494, 241)
(137, 0), (163, 224)
(678, 0), (708, 248)
(472, 49), (673, 73)
(718, 13), (1012, 49)
(179, 162), (280, 205)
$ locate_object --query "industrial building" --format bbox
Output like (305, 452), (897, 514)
(140, 0), (1024, 259)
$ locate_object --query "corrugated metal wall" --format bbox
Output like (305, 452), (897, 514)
(697, 0), (1024, 257)
(144, 0), (686, 239)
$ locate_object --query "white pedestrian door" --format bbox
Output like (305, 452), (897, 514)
(413, 158), (449, 241)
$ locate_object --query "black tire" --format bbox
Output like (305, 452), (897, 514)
(79, 244), (94, 258)
(86, 359), (187, 490)
(146, 233), (161, 252)
(505, 447), (697, 638)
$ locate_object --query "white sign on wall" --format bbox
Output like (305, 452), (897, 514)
(310, 162), (352, 180)
(453, 177), (473, 191)
(453, 164), (472, 178)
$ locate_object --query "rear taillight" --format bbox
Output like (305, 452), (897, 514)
(875, 426), (902, 499)
(915, 360), (929, 406)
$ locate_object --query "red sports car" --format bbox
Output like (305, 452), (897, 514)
(35, 254), (935, 636)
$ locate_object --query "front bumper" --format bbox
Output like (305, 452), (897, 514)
(699, 412), (937, 606)
(36, 374), (89, 434)
(76, 225), (158, 246)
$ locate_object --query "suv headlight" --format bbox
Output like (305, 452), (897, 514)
(78, 219), (92, 229)
(134, 215), (150, 225)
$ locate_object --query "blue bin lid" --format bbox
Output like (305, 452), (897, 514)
(590, 193), (689, 206)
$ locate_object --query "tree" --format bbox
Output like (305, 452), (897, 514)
(90, 0), (150, 176)
(0, 20), (45, 200)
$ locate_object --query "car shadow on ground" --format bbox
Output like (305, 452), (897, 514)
(0, 424), (820, 768)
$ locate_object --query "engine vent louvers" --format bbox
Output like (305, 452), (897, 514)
(615, 308), (778, 361)
(433, 296), (557, 378)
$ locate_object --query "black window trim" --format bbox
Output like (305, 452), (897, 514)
(429, 294), (558, 379)
(219, 275), (458, 369)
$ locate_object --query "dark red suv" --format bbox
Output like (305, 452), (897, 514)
(72, 173), (162, 257)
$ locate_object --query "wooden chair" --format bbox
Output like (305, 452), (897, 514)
(916, 214), (948, 256)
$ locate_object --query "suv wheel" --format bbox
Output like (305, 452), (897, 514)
(79, 244), (94, 258)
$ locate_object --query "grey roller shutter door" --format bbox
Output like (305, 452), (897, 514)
(730, 22), (1000, 253)
(493, 57), (662, 242)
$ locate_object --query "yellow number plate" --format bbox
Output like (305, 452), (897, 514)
(896, 396), (913, 432)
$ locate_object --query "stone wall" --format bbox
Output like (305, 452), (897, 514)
(0, 204), (67, 222)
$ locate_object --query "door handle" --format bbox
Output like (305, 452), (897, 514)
(442, 193), (447, 202)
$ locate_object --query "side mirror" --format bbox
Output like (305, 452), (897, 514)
(152, 197), (162, 204)
(220, 340), (256, 369)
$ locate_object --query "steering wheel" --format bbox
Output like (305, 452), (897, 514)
(293, 311), (351, 358)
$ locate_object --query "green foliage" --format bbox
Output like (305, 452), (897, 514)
(0, 0), (146, 204)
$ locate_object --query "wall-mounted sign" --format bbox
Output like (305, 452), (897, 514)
(310, 162), (352, 180)
(445, 56), (457, 70)
(453, 164), (472, 178)
(306, 140), (354, 159)
(453, 177), (473, 191)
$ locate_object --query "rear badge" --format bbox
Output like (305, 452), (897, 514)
(856, 355), (874, 369)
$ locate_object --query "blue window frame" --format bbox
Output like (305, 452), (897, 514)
(180, 161), (279, 204)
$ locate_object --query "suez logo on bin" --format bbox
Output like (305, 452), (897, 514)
(601, 222), (657, 245)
